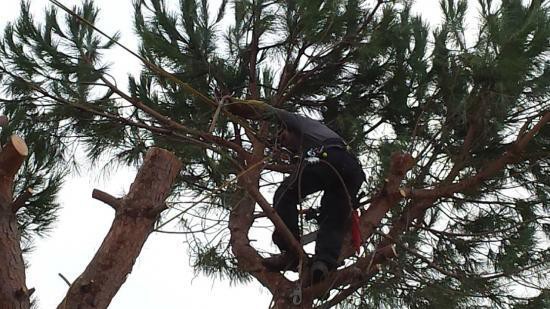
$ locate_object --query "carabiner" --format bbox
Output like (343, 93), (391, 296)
(290, 285), (302, 305)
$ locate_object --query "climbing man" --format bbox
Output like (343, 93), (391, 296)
(224, 97), (365, 283)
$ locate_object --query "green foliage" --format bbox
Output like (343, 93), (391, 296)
(192, 244), (252, 285)
(1, 0), (549, 307)
(0, 0), (123, 244)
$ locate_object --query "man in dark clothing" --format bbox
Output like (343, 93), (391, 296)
(225, 98), (365, 282)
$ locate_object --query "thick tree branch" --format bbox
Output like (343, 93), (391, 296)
(401, 111), (550, 200)
(226, 158), (298, 304)
(318, 111), (550, 306)
(0, 134), (30, 308)
(339, 152), (415, 260)
(58, 148), (181, 309)
(313, 245), (396, 309)
(306, 244), (396, 302)
(228, 182), (292, 300)
(245, 175), (306, 260)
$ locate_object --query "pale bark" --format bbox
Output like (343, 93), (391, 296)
(58, 147), (181, 309)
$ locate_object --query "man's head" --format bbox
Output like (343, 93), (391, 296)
(277, 127), (301, 153)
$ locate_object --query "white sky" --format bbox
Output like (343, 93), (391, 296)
(0, 0), (454, 308)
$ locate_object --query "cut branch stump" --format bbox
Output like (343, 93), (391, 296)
(58, 147), (181, 309)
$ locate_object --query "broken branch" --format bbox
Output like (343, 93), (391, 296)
(91, 189), (120, 210)
(58, 273), (72, 286)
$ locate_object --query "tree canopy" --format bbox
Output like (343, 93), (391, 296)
(1, 0), (549, 308)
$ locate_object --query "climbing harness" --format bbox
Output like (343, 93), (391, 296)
(301, 144), (364, 252)
(285, 143), (365, 304)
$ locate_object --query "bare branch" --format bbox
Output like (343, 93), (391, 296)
(58, 273), (72, 286)
(91, 189), (120, 210)
(245, 176), (306, 260)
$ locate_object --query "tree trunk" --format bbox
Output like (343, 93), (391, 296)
(0, 135), (31, 308)
(58, 147), (181, 309)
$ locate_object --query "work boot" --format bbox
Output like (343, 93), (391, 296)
(311, 260), (329, 284)
(262, 252), (299, 272)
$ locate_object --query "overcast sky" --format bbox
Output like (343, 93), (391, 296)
(0, 0), (454, 308)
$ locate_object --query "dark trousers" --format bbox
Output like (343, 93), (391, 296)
(272, 147), (365, 269)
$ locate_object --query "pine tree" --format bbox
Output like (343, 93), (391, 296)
(0, 0), (549, 308)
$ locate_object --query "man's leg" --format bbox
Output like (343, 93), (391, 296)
(314, 189), (351, 270)
(312, 150), (365, 282)
(264, 166), (324, 272)
(271, 177), (301, 251)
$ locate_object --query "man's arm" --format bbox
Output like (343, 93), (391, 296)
(223, 96), (278, 121)
(223, 96), (302, 131)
